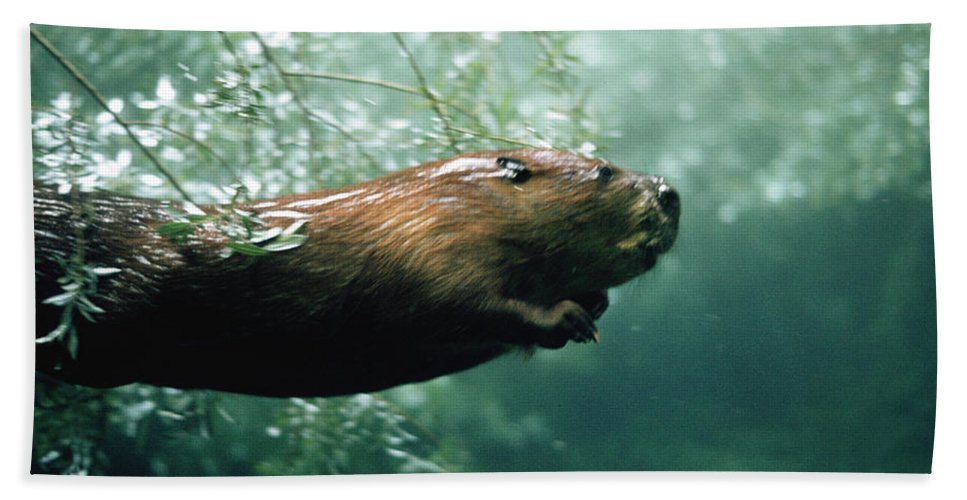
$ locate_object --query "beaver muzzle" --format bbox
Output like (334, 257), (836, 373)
(627, 176), (679, 268)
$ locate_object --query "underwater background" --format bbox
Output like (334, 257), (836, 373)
(30, 24), (934, 474)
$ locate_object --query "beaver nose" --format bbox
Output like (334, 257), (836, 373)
(657, 183), (680, 214)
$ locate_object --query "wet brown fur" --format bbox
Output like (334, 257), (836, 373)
(34, 149), (678, 396)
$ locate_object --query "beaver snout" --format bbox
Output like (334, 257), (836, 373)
(630, 175), (679, 258)
(656, 181), (680, 215)
(636, 176), (680, 217)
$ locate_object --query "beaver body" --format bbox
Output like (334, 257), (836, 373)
(34, 149), (679, 397)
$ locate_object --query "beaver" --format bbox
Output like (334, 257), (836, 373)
(34, 148), (679, 397)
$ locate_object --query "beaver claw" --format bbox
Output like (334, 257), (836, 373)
(535, 300), (600, 349)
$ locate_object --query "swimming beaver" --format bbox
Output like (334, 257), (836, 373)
(34, 149), (679, 397)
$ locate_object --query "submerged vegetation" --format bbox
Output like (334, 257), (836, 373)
(31, 25), (933, 474)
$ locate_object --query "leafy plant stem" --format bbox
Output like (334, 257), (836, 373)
(126, 121), (242, 185)
(251, 32), (380, 172)
(30, 26), (199, 208)
(281, 70), (479, 122)
(393, 33), (461, 154)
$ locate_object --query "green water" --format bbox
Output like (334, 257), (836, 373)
(30, 24), (934, 474)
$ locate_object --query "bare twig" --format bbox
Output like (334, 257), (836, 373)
(217, 31), (242, 60)
(285, 70), (422, 95)
(126, 121), (242, 184)
(392, 33), (460, 154)
(282, 69), (479, 123)
(248, 32), (321, 167)
(449, 126), (538, 149)
(30, 26), (198, 207)
(252, 32), (379, 171)
(216, 32), (263, 180)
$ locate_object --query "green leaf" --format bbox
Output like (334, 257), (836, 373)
(156, 410), (187, 421)
(226, 241), (270, 256)
(88, 266), (122, 276)
(249, 227), (283, 244)
(281, 220), (307, 237)
(75, 295), (106, 315)
(36, 322), (70, 344)
(66, 328), (79, 359)
(77, 306), (96, 322)
(42, 291), (76, 306)
(156, 222), (197, 239)
(262, 234), (308, 252)
(216, 406), (236, 424)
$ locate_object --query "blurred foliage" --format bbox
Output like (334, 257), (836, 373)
(31, 24), (933, 474)
(255, 395), (447, 475)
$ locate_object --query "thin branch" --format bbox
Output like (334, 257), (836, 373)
(252, 32), (379, 171)
(217, 32), (263, 182)
(217, 31), (242, 60)
(449, 126), (539, 149)
(219, 32), (286, 174)
(282, 69), (479, 122)
(284, 70), (422, 95)
(532, 32), (564, 72)
(249, 32), (323, 173)
(285, 60), (535, 150)
(67, 161), (87, 265)
(30, 26), (198, 207)
(392, 33), (460, 154)
(126, 121), (242, 185)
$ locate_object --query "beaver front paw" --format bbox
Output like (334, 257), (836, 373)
(534, 300), (600, 349)
(570, 291), (609, 320)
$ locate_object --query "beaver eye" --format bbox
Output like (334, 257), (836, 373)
(598, 165), (614, 181)
(496, 157), (532, 183)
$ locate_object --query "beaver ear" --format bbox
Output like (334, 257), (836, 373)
(496, 157), (532, 183)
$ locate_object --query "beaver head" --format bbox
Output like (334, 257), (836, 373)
(320, 148), (679, 310)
